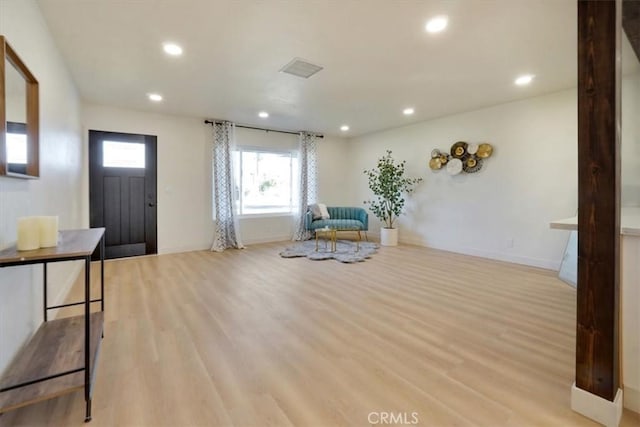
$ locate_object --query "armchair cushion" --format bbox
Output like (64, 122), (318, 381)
(309, 203), (330, 220)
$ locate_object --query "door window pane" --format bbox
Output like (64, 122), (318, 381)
(103, 141), (146, 168)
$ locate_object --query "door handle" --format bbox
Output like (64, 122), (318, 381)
(148, 203), (156, 207)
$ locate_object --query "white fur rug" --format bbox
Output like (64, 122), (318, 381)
(280, 239), (379, 263)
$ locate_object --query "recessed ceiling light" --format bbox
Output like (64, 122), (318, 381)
(258, 111), (269, 118)
(148, 93), (163, 102)
(425, 16), (448, 33)
(515, 74), (535, 86)
(340, 125), (350, 132)
(163, 42), (183, 56)
(403, 108), (415, 115)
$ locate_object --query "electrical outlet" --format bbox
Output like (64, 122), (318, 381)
(506, 238), (514, 248)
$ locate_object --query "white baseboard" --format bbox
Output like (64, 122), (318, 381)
(395, 232), (560, 270)
(242, 235), (292, 245)
(624, 385), (640, 413)
(436, 243), (560, 270)
(571, 383), (623, 427)
(159, 244), (211, 255)
(160, 236), (293, 253)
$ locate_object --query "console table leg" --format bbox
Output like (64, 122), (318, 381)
(43, 263), (48, 322)
(84, 399), (92, 422)
(84, 256), (91, 422)
(100, 235), (105, 313)
(101, 235), (105, 339)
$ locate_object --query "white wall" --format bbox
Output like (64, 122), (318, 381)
(349, 73), (640, 270)
(84, 77), (629, 263)
(622, 72), (640, 207)
(81, 107), (350, 248)
(348, 89), (580, 270)
(317, 134), (352, 206)
(622, 29), (640, 206)
(82, 104), (214, 254)
(0, 1), (83, 374)
(5, 94), (26, 123)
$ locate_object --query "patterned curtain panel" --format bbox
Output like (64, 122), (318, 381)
(211, 121), (244, 252)
(293, 132), (318, 241)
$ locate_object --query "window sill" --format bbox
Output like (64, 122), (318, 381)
(238, 213), (295, 220)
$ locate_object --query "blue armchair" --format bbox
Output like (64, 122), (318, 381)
(305, 206), (368, 235)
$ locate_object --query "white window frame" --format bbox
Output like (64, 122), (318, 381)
(234, 146), (298, 218)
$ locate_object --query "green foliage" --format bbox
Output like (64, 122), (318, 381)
(363, 150), (423, 229)
(259, 179), (276, 194)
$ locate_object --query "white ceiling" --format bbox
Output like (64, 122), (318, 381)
(32, 0), (632, 137)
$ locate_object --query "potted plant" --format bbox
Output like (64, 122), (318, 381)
(364, 150), (423, 246)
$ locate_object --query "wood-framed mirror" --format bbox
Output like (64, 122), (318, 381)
(0, 35), (39, 178)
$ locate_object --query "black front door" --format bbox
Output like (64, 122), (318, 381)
(89, 130), (157, 259)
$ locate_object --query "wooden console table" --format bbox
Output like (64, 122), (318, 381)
(0, 228), (105, 422)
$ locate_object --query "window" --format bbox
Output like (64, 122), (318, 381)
(6, 132), (27, 164)
(103, 141), (146, 168)
(233, 148), (298, 215)
(6, 122), (27, 165)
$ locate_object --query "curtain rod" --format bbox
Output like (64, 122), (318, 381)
(204, 120), (324, 139)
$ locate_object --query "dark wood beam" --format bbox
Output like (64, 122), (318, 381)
(576, 0), (621, 401)
(623, 0), (640, 61)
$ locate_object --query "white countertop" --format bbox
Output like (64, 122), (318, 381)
(550, 207), (640, 236)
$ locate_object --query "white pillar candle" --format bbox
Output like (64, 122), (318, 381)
(17, 217), (41, 251)
(38, 216), (59, 248)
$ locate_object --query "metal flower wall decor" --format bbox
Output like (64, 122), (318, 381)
(429, 141), (494, 175)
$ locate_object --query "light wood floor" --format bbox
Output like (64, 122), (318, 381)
(1, 242), (639, 427)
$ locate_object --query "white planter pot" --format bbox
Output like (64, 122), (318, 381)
(380, 228), (398, 246)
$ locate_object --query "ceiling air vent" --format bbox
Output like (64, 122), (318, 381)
(280, 58), (323, 79)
